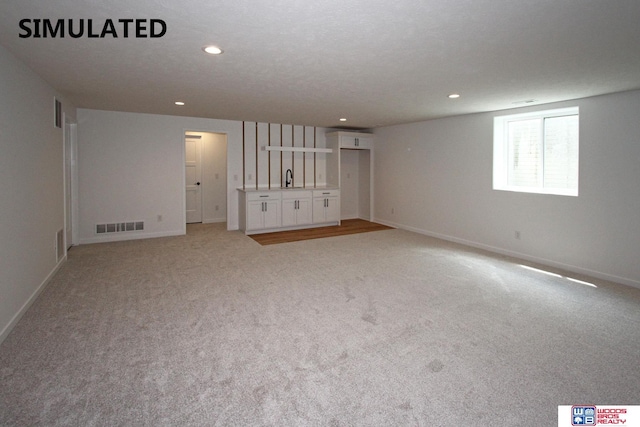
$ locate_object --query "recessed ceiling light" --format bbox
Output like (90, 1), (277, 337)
(448, 93), (460, 99)
(175, 101), (185, 106)
(202, 45), (223, 55)
(339, 118), (347, 122)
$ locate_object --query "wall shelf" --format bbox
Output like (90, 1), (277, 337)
(262, 146), (333, 154)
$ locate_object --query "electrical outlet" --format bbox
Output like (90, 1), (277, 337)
(391, 208), (395, 214)
(215, 173), (219, 180)
(248, 173), (252, 181)
(215, 205), (219, 211)
(515, 230), (521, 240)
(157, 214), (163, 222)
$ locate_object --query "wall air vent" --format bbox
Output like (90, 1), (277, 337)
(96, 221), (144, 234)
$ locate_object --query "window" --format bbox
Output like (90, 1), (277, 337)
(493, 107), (579, 196)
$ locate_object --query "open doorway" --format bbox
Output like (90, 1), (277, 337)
(63, 115), (78, 249)
(185, 131), (227, 225)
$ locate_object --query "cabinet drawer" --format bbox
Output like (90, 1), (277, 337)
(281, 190), (312, 200)
(247, 191), (281, 201)
(313, 189), (339, 198)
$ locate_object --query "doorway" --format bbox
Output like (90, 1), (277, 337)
(63, 116), (77, 249)
(184, 131), (228, 225)
(340, 148), (372, 221)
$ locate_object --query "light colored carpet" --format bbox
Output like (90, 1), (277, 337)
(1, 223), (639, 426)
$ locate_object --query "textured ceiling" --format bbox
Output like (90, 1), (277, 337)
(1, 0), (639, 128)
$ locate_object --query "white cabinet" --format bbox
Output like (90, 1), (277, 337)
(337, 133), (373, 150)
(240, 191), (281, 232)
(239, 188), (339, 234)
(281, 190), (312, 227)
(313, 189), (340, 224)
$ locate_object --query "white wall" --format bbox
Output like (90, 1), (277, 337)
(0, 45), (76, 342)
(374, 90), (640, 287)
(77, 109), (243, 243)
(77, 110), (332, 244)
(241, 123), (328, 189)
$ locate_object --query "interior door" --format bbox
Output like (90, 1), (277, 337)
(185, 135), (202, 223)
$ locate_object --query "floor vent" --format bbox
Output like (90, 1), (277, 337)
(96, 221), (144, 234)
(56, 229), (64, 261)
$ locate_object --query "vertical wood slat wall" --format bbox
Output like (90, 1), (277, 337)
(241, 122), (318, 190)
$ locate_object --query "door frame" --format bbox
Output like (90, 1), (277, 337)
(185, 134), (203, 223)
(182, 129), (229, 230)
(63, 114), (78, 249)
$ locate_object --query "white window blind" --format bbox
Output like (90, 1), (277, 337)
(494, 107), (579, 196)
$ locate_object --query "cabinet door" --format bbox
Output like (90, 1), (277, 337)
(354, 135), (372, 149)
(263, 200), (281, 229)
(340, 135), (372, 149)
(313, 198), (326, 223)
(281, 199), (297, 227)
(325, 197), (340, 222)
(296, 198), (313, 225)
(340, 135), (357, 149)
(246, 201), (265, 230)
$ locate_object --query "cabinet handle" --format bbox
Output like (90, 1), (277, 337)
(322, 192), (330, 195)
(259, 195), (269, 198)
(325, 198), (328, 208)
(355, 138), (359, 147)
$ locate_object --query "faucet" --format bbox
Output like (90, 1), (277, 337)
(285, 169), (293, 188)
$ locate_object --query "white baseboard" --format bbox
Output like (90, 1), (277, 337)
(78, 230), (184, 245)
(376, 218), (640, 290)
(341, 215), (359, 220)
(203, 218), (227, 224)
(0, 255), (67, 345)
(342, 215), (373, 221)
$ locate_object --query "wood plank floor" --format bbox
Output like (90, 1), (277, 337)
(248, 219), (394, 245)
